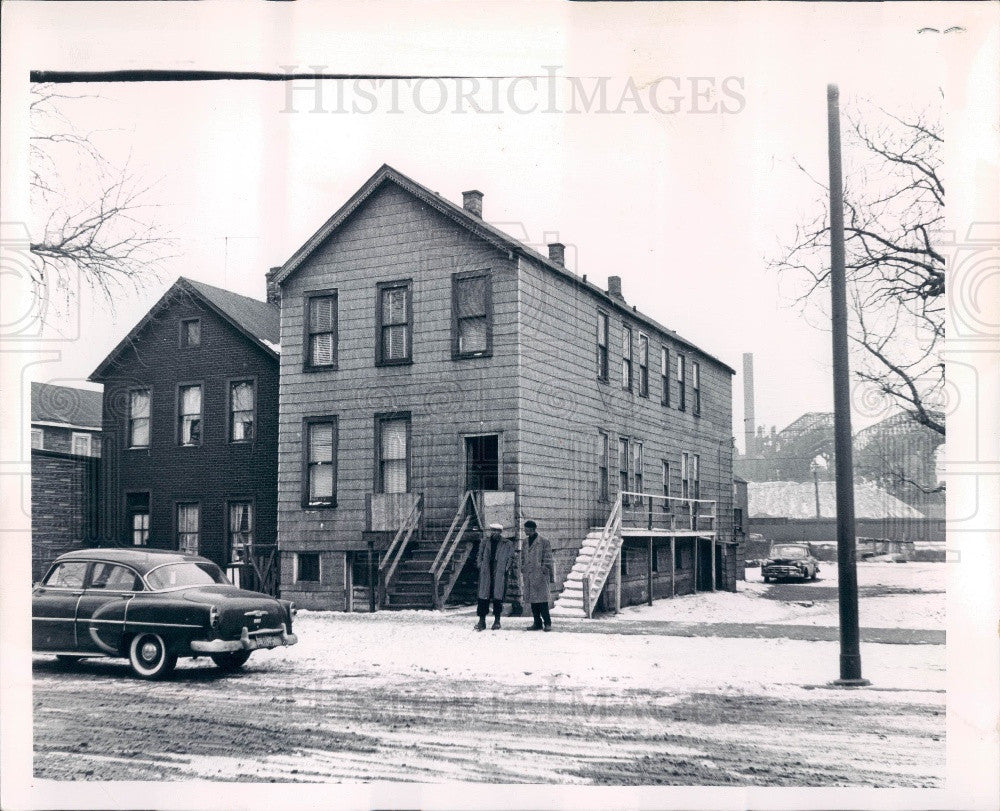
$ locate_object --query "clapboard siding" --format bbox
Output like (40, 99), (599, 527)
(277, 183), (521, 607)
(516, 255), (734, 592)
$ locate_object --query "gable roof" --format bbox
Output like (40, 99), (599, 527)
(272, 163), (735, 374)
(31, 381), (103, 429)
(90, 277), (279, 381)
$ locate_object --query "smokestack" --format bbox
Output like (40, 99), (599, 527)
(607, 276), (625, 301)
(266, 266), (281, 306)
(462, 190), (483, 218)
(547, 243), (565, 265)
(743, 352), (756, 457)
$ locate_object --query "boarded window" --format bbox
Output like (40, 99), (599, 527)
(305, 419), (337, 506)
(378, 282), (411, 363)
(129, 389), (150, 448)
(378, 417), (409, 494)
(452, 272), (491, 357)
(230, 380), (254, 441)
(228, 502), (253, 564)
(297, 553), (320, 582)
(178, 384), (202, 445)
(176, 503), (200, 554)
(307, 294), (337, 368)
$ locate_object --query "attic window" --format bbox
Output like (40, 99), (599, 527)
(180, 318), (201, 348)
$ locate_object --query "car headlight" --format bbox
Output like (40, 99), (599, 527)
(209, 604), (220, 629)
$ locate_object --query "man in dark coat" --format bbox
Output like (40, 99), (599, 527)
(521, 519), (554, 631)
(475, 523), (516, 631)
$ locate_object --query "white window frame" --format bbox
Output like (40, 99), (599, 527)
(30, 428), (43, 450)
(71, 432), (92, 456)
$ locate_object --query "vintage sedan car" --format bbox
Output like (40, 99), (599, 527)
(761, 542), (820, 582)
(33, 548), (297, 679)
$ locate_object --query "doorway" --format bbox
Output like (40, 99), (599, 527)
(465, 434), (500, 491)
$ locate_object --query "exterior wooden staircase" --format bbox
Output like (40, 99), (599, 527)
(551, 495), (622, 619)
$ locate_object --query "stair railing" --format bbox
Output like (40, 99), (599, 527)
(430, 490), (484, 609)
(579, 492), (623, 618)
(378, 494), (423, 600)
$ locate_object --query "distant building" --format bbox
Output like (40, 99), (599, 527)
(90, 277), (280, 593)
(270, 164), (737, 613)
(30, 382), (103, 580)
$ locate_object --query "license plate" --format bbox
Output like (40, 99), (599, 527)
(247, 633), (283, 650)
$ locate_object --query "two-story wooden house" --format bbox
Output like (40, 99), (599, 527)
(270, 165), (735, 613)
(90, 277), (281, 593)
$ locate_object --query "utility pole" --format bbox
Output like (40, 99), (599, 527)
(827, 84), (869, 686)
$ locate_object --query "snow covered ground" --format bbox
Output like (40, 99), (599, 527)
(616, 561), (945, 630)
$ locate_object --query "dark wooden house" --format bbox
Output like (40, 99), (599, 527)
(90, 277), (281, 593)
(270, 165), (736, 613)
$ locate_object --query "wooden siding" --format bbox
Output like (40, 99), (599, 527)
(276, 183), (521, 608)
(515, 255), (735, 595)
(97, 296), (279, 571)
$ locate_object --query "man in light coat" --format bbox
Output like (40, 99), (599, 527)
(521, 519), (554, 631)
(475, 523), (516, 631)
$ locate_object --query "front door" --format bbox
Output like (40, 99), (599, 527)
(32, 560), (88, 651)
(465, 434), (500, 492)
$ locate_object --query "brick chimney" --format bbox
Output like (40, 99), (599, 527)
(547, 242), (565, 266)
(462, 190), (483, 218)
(607, 275), (625, 301)
(266, 266), (281, 306)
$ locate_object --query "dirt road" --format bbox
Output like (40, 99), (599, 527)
(33, 611), (944, 785)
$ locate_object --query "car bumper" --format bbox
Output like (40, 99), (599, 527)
(191, 626), (298, 653)
(763, 566), (807, 578)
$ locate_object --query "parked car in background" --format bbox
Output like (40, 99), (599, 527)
(33, 548), (297, 679)
(761, 542), (819, 582)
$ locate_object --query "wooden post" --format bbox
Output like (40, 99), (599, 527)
(647, 537), (654, 606)
(582, 574), (592, 619)
(670, 537), (676, 598)
(613, 549), (621, 613)
(711, 537), (716, 592)
(694, 538), (699, 592)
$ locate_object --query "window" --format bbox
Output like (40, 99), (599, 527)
(652, 545), (659, 573)
(228, 502), (253, 565)
(638, 334), (649, 397)
(662, 459), (670, 508)
(229, 380), (255, 442)
(303, 417), (337, 507)
(633, 441), (644, 497)
(376, 414), (410, 494)
(677, 354), (687, 411)
(126, 492), (150, 546)
(180, 318), (201, 348)
(31, 428), (43, 449)
(452, 271), (492, 358)
(681, 452), (690, 500)
(129, 389), (150, 448)
(692, 361), (701, 416)
(176, 503), (200, 555)
(71, 432), (92, 456)
(177, 384), (202, 446)
(621, 325), (633, 391)
(660, 347), (670, 406)
(734, 507), (744, 534)
(89, 563), (141, 591)
(596, 311), (609, 381)
(619, 437), (630, 504)
(692, 453), (701, 500)
(597, 430), (610, 501)
(305, 292), (338, 369)
(296, 553), (320, 582)
(43, 561), (88, 589)
(376, 281), (412, 365)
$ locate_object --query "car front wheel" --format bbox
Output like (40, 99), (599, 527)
(210, 650), (252, 672)
(128, 633), (177, 679)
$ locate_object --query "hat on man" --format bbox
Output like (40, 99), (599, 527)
(523, 519), (537, 530)
(488, 522), (504, 531)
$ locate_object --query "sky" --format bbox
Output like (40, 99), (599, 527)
(6, 1), (996, 449)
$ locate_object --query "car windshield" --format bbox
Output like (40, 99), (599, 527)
(770, 545), (807, 559)
(145, 562), (230, 590)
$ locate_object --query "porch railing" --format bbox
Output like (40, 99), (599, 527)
(429, 490), (484, 609)
(378, 493), (423, 598)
